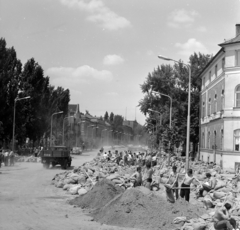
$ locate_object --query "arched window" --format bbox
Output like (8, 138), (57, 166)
(236, 85), (240, 107)
(234, 129), (240, 151)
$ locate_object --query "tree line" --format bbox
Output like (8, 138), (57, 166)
(0, 38), (70, 148)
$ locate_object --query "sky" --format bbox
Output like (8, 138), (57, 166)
(1, 0), (240, 125)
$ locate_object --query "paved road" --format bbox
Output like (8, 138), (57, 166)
(0, 149), (135, 230)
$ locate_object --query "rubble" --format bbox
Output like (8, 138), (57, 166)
(51, 152), (240, 230)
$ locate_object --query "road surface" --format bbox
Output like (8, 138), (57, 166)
(0, 149), (136, 230)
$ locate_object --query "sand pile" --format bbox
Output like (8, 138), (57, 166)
(92, 187), (206, 230)
(69, 179), (124, 209)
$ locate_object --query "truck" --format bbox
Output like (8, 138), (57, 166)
(41, 146), (72, 169)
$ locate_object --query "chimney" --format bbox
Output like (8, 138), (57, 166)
(236, 24), (240, 36)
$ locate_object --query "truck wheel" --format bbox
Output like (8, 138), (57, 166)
(61, 160), (67, 169)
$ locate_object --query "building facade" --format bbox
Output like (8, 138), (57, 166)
(200, 24), (240, 170)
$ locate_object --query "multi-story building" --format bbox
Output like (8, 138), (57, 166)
(200, 24), (240, 170)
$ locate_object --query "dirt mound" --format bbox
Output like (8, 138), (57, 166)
(92, 187), (205, 230)
(69, 179), (124, 210)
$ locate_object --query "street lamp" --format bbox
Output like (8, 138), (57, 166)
(158, 55), (191, 170)
(151, 92), (172, 129)
(62, 116), (74, 145)
(12, 96), (31, 152)
(50, 111), (63, 146)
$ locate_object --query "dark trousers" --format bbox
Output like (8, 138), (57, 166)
(173, 182), (179, 199)
(180, 183), (190, 202)
(214, 218), (236, 230)
(199, 184), (211, 197)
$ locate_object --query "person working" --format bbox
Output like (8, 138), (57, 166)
(212, 203), (237, 230)
(180, 169), (201, 202)
(143, 161), (154, 188)
(198, 173), (216, 197)
(130, 166), (142, 187)
(166, 165), (179, 199)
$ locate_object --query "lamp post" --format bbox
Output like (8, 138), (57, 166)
(12, 96), (31, 152)
(62, 116), (74, 145)
(150, 92), (172, 129)
(158, 55), (191, 170)
(51, 111), (63, 147)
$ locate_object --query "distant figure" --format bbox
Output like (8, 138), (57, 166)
(9, 151), (15, 166)
(4, 151), (9, 166)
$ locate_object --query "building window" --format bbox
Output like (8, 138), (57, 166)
(221, 88), (225, 110)
(234, 129), (240, 151)
(214, 93), (217, 113)
(215, 64), (218, 77)
(221, 129), (224, 150)
(236, 50), (240, 66)
(202, 77), (205, 88)
(202, 132), (205, 148)
(202, 101), (205, 118)
(208, 97), (211, 115)
(208, 131), (211, 149)
(222, 58), (225, 69)
(236, 85), (240, 107)
(209, 71), (211, 83)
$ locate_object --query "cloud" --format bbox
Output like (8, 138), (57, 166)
(197, 26), (207, 32)
(175, 38), (209, 57)
(168, 9), (199, 28)
(46, 65), (113, 90)
(60, 0), (131, 30)
(105, 92), (118, 96)
(103, 54), (124, 65)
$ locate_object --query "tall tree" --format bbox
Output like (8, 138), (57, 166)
(109, 112), (114, 123)
(104, 111), (109, 121)
(139, 52), (212, 155)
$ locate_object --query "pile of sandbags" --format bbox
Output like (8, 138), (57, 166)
(52, 156), (137, 195)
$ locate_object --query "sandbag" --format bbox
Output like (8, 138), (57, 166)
(106, 174), (119, 180)
(202, 198), (214, 209)
(213, 191), (226, 199)
(77, 175), (87, 184)
(63, 184), (72, 190)
(192, 222), (207, 230)
(69, 185), (81, 195)
(164, 184), (175, 203)
(78, 188), (87, 195)
(173, 216), (187, 224)
(112, 178), (123, 184)
(56, 180), (64, 188)
(214, 180), (226, 190)
(64, 178), (75, 184)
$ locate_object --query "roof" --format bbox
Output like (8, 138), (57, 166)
(218, 34), (240, 47)
(198, 48), (224, 79)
